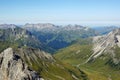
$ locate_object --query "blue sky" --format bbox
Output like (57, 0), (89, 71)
(0, 0), (120, 26)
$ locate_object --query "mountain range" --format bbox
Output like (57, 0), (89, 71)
(0, 23), (120, 80)
(24, 23), (97, 53)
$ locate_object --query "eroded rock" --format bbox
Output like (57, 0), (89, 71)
(0, 48), (42, 80)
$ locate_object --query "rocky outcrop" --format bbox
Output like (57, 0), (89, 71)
(87, 28), (120, 63)
(0, 48), (42, 80)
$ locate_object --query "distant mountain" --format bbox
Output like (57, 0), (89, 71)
(0, 25), (42, 49)
(0, 23), (97, 53)
(24, 23), (58, 32)
(0, 24), (16, 29)
(24, 23), (97, 53)
(92, 26), (119, 35)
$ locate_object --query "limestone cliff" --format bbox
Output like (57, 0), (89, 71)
(0, 48), (42, 80)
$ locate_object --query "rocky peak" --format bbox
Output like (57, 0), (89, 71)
(0, 48), (42, 80)
(0, 24), (17, 29)
(24, 23), (56, 31)
(63, 24), (87, 30)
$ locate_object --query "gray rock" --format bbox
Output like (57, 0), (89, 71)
(87, 28), (120, 63)
(0, 48), (42, 80)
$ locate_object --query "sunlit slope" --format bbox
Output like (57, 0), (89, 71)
(55, 38), (120, 80)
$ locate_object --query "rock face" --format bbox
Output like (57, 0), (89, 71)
(0, 48), (41, 80)
(17, 47), (55, 64)
(87, 28), (120, 63)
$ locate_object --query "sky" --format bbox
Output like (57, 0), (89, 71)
(0, 0), (120, 26)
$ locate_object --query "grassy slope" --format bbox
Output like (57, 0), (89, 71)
(29, 60), (89, 80)
(55, 44), (92, 65)
(20, 48), (89, 80)
(54, 41), (120, 80)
